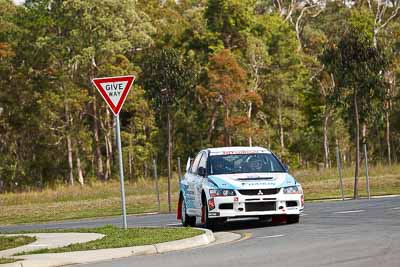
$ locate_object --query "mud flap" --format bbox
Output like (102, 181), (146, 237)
(201, 206), (206, 224)
(177, 196), (182, 220)
(272, 215), (286, 224)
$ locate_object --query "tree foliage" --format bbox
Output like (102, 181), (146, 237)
(0, 0), (399, 193)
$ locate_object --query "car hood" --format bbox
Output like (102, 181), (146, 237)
(207, 172), (298, 190)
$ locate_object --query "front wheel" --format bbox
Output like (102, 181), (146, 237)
(202, 204), (217, 229)
(181, 199), (196, 227)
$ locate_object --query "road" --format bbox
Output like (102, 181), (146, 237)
(1, 197), (400, 267)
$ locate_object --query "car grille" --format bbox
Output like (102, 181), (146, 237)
(238, 189), (280, 195)
(245, 202), (276, 212)
(219, 203), (233, 209)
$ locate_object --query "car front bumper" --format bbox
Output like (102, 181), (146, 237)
(207, 191), (304, 218)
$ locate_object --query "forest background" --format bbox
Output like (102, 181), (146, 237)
(1, 0), (399, 202)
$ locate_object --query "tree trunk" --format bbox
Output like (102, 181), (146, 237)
(105, 135), (111, 180)
(65, 102), (74, 186)
(248, 101), (253, 147)
(354, 93), (360, 199)
(104, 109), (113, 180)
(227, 108), (232, 146)
(128, 133), (133, 179)
(207, 106), (218, 144)
(167, 111), (172, 213)
(66, 133), (74, 186)
(76, 146), (84, 186)
(323, 112), (330, 168)
(93, 96), (104, 180)
(224, 105), (230, 146)
(385, 109), (392, 166)
(278, 98), (284, 154)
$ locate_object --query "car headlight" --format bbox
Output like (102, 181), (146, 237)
(283, 186), (301, 194)
(209, 189), (236, 197)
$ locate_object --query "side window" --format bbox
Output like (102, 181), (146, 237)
(197, 152), (207, 174)
(190, 152), (203, 174)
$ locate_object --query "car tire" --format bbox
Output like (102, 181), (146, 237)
(286, 214), (300, 224)
(205, 206), (217, 229)
(202, 204), (217, 230)
(181, 199), (196, 227)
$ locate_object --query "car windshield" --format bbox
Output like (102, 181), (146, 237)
(208, 153), (286, 175)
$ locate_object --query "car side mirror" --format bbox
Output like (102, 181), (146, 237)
(198, 167), (206, 177)
(284, 164), (289, 172)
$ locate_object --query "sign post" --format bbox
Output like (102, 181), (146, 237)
(115, 115), (128, 229)
(92, 75), (135, 230)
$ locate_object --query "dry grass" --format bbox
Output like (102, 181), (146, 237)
(294, 163), (400, 199)
(0, 177), (179, 206)
(0, 164), (399, 225)
(0, 177), (181, 225)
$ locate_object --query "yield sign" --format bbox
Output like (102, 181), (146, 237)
(92, 75), (135, 116)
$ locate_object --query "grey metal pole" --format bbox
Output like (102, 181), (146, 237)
(336, 145), (345, 201)
(153, 158), (161, 212)
(364, 143), (371, 200)
(115, 115), (128, 229)
(177, 157), (182, 181)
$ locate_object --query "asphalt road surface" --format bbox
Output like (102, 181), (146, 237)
(1, 197), (400, 267)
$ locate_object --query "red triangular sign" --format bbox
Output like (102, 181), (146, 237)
(92, 75), (135, 116)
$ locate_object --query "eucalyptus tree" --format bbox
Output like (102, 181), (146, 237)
(381, 21), (400, 165)
(244, 35), (269, 147)
(0, 0), (23, 191)
(4, 0), (155, 185)
(358, 1), (400, 164)
(256, 14), (309, 159)
(321, 27), (387, 198)
(48, 0), (154, 181)
(140, 47), (197, 212)
(205, 0), (255, 49)
(298, 2), (349, 168)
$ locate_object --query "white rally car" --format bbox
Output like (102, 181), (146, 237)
(177, 146), (304, 228)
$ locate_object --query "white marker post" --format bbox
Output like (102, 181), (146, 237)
(92, 75), (135, 230)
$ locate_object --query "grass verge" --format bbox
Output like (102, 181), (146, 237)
(14, 225), (203, 255)
(0, 236), (36, 251)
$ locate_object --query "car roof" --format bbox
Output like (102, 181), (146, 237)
(206, 146), (271, 155)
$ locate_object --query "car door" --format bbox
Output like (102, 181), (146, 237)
(184, 151), (202, 214)
(193, 151), (208, 210)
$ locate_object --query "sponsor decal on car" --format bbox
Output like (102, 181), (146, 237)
(210, 150), (270, 156)
(241, 181), (277, 187)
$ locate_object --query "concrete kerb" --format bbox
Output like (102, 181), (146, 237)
(0, 228), (215, 267)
